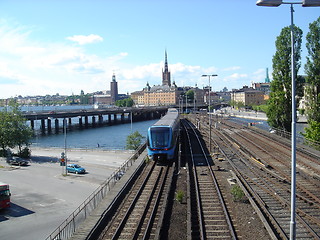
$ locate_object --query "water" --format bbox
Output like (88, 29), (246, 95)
(0, 104), (95, 113)
(31, 119), (157, 150)
(228, 117), (308, 140)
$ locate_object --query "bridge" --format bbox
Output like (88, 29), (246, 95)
(23, 106), (168, 134)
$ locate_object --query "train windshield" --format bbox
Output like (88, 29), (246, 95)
(150, 127), (170, 148)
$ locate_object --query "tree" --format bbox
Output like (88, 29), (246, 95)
(266, 26), (303, 132)
(0, 101), (33, 157)
(115, 98), (134, 107)
(303, 120), (320, 149)
(126, 131), (145, 150)
(303, 17), (320, 143)
(186, 90), (194, 102)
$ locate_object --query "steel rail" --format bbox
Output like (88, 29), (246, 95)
(141, 166), (170, 240)
(183, 120), (206, 239)
(132, 167), (164, 240)
(110, 160), (157, 240)
(204, 117), (320, 239)
(184, 119), (237, 240)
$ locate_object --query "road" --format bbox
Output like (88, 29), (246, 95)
(0, 148), (133, 240)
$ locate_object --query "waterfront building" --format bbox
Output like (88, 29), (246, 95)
(231, 86), (265, 106)
(251, 68), (271, 96)
(131, 51), (205, 106)
(90, 73), (123, 105)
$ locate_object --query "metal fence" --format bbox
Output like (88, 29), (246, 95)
(45, 143), (146, 240)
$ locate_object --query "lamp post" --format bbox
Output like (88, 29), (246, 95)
(63, 118), (67, 175)
(256, 1), (320, 239)
(201, 74), (218, 153)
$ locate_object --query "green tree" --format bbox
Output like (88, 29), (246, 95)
(303, 17), (320, 143)
(0, 101), (33, 156)
(115, 98), (134, 107)
(186, 90), (194, 102)
(126, 131), (145, 150)
(303, 120), (320, 149)
(266, 26), (303, 132)
(0, 111), (13, 153)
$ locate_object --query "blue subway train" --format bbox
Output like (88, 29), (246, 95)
(147, 108), (180, 161)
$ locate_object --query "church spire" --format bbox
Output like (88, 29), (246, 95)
(164, 50), (168, 72)
(265, 68), (270, 83)
(162, 50), (171, 86)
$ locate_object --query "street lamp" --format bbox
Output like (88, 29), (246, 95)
(63, 118), (67, 175)
(201, 74), (218, 153)
(256, 1), (320, 239)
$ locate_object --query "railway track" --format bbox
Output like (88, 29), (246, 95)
(187, 114), (320, 239)
(182, 119), (237, 239)
(94, 160), (174, 240)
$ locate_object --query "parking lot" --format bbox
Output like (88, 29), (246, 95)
(0, 148), (133, 240)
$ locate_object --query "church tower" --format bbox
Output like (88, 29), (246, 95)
(162, 50), (171, 86)
(110, 73), (118, 104)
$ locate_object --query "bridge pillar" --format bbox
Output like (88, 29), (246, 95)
(92, 116), (96, 127)
(55, 119), (59, 133)
(99, 115), (103, 125)
(142, 112), (147, 120)
(79, 117), (83, 128)
(47, 119), (52, 133)
(41, 119), (45, 133)
(150, 112), (154, 119)
(30, 120), (34, 130)
(113, 114), (117, 124)
(108, 114), (112, 125)
(84, 116), (89, 128)
(131, 112), (136, 122)
(121, 113), (125, 123)
(68, 118), (72, 130)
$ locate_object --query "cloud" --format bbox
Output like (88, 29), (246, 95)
(66, 34), (103, 45)
(224, 73), (248, 81)
(0, 19), (260, 98)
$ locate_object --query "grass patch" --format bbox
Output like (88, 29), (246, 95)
(231, 185), (245, 202)
(175, 190), (184, 203)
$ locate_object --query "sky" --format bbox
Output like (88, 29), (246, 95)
(0, 0), (319, 99)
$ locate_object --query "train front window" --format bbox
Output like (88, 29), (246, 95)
(150, 127), (170, 148)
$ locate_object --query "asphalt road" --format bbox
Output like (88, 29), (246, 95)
(0, 148), (133, 240)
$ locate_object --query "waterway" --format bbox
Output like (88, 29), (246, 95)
(31, 119), (157, 150)
(2, 104), (154, 150)
(21, 105), (307, 150)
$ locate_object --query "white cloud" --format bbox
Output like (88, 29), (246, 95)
(120, 63), (162, 80)
(225, 73), (248, 81)
(66, 34), (103, 45)
(0, 20), (260, 98)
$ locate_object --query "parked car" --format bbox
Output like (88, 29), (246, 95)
(66, 164), (86, 174)
(7, 157), (29, 166)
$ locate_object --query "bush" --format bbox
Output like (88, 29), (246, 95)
(0, 149), (6, 157)
(231, 185), (245, 202)
(19, 147), (31, 158)
(126, 131), (145, 150)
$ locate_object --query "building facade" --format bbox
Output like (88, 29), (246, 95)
(231, 86), (265, 106)
(130, 51), (206, 107)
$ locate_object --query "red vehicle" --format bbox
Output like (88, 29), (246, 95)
(0, 182), (11, 209)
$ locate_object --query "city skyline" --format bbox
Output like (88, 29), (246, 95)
(0, 1), (319, 98)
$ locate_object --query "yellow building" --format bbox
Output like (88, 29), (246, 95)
(231, 86), (265, 106)
(130, 51), (205, 107)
